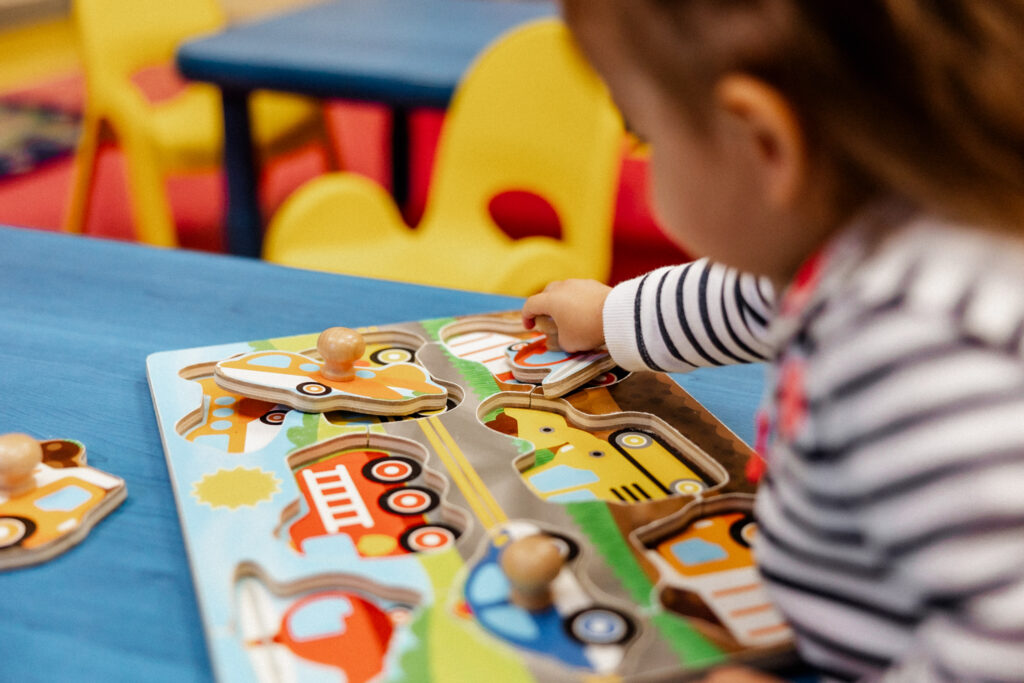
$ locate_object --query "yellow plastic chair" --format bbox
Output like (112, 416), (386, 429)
(66, 0), (336, 247)
(263, 18), (623, 296)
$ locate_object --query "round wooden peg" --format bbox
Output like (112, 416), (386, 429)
(317, 327), (366, 382)
(500, 533), (566, 611)
(534, 315), (560, 352)
(0, 433), (43, 493)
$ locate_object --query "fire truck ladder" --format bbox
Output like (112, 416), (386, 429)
(302, 465), (374, 533)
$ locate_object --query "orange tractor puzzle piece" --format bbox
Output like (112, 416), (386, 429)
(0, 434), (126, 570)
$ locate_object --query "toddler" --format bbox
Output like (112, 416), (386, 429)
(523, 1), (1024, 681)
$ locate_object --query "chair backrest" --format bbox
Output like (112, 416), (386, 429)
(420, 18), (623, 281)
(73, 0), (224, 95)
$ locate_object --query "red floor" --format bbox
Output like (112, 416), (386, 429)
(0, 70), (687, 285)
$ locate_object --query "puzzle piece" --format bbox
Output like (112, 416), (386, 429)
(234, 562), (421, 683)
(482, 392), (725, 505)
(214, 327), (448, 416)
(464, 520), (636, 673)
(505, 337), (617, 398)
(439, 315), (631, 396)
(0, 433), (126, 570)
(38, 438), (88, 469)
(501, 533), (566, 611)
(178, 375), (289, 454)
(281, 432), (463, 558)
(532, 315), (562, 351)
(637, 494), (792, 650)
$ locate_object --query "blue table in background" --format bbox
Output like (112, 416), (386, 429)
(177, 0), (557, 257)
(0, 226), (764, 681)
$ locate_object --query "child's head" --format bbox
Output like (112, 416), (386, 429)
(562, 0), (1024, 279)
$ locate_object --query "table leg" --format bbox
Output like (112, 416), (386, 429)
(221, 89), (263, 257)
(391, 105), (410, 210)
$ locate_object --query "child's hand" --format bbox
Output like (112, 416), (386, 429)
(698, 666), (786, 682)
(521, 279), (611, 352)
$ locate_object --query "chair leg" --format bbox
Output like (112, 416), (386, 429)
(64, 116), (105, 235)
(318, 108), (343, 171)
(120, 131), (178, 247)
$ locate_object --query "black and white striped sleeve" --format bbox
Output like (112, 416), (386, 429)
(601, 259), (776, 372)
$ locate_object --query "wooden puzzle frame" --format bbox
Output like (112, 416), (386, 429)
(147, 312), (793, 682)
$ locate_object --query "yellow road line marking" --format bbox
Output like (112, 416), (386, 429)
(431, 417), (508, 527)
(418, 419), (499, 530)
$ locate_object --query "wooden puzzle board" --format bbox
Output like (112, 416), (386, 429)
(147, 312), (793, 682)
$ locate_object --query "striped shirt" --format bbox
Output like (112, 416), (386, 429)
(602, 205), (1024, 681)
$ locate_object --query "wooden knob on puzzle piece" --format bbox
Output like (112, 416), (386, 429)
(500, 534), (566, 611)
(0, 433), (43, 492)
(534, 315), (560, 352)
(317, 327), (366, 381)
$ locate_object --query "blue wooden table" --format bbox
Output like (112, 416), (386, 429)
(177, 0), (556, 257)
(0, 226), (764, 681)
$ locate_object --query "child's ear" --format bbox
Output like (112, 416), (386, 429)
(714, 74), (807, 209)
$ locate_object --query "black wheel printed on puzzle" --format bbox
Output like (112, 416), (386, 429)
(613, 430), (653, 450)
(363, 456), (422, 484)
(541, 530), (581, 562)
(729, 513), (757, 548)
(0, 516), (36, 548)
(369, 346), (415, 365)
(259, 409), (288, 425)
(378, 486), (439, 515)
(296, 381), (331, 396)
(399, 523), (460, 553)
(563, 606), (636, 646)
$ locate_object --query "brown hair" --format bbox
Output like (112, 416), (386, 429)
(563, 0), (1024, 232)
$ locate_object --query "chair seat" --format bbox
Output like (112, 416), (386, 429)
(272, 226), (576, 295)
(265, 172), (580, 295)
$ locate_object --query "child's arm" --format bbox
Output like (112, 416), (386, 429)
(523, 258), (776, 371)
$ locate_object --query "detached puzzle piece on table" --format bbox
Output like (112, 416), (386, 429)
(0, 433), (126, 570)
(636, 494), (792, 651)
(215, 327), (448, 416)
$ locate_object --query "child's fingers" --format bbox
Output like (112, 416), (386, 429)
(542, 279), (567, 293)
(522, 291), (555, 319)
(521, 292), (551, 328)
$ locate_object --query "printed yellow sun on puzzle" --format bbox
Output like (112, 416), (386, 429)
(146, 311), (794, 682)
